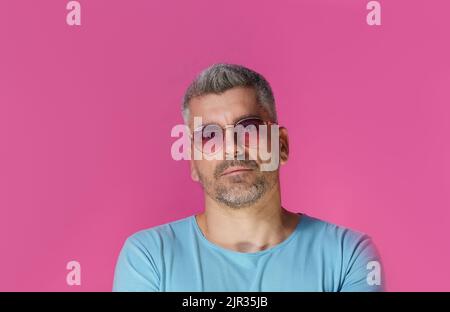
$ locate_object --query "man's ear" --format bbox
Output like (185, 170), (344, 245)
(279, 127), (289, 165)
(190, 160), (200, 182)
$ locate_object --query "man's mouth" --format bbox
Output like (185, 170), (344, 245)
(220, 166), (254, 176)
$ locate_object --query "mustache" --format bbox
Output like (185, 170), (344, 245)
(214, 160), (259, 179)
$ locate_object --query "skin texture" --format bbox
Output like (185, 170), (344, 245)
(188, 86), (300, 253)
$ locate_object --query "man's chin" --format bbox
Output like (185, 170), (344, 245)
(216, 187), (262, 206)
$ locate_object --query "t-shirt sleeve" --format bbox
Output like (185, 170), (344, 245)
(339, 234), (385, 292)
(112, 235), (160, 292)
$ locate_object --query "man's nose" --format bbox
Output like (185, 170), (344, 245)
(224, 127), (245, 159)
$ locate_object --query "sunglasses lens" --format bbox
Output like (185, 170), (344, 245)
(193, 124), (222, 154)
(236, 118), (264, 147)
(202, 126), (216, 144)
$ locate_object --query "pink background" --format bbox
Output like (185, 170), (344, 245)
(1, 0), (449, 291)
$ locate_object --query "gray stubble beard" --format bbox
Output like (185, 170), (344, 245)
(197, 161), (277, 209)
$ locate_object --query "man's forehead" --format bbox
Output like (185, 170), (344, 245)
(188, 87), (260, 126)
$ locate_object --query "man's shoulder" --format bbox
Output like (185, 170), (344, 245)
(125, 215), (194, 247)
(300, 214), (373, 248)
(300, 214), (383, 291)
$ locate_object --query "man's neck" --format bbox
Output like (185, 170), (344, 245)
(196, 186), (301, 253)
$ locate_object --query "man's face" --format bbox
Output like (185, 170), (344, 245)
(187, 87), (287, 209)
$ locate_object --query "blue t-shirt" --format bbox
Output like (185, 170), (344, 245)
(113, 214), (384, 291)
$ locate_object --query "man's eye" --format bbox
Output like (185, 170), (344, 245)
(202, 124), (222, 143)
(203, 131), (216, 139)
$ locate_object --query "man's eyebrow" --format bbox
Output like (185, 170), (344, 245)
(195, 121), (216, 128)
(192, 120), (217, 132)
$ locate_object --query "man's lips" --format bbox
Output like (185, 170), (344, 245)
(220, 166), (254, 176)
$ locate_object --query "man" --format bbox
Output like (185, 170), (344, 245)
(113, 64), (384, 291)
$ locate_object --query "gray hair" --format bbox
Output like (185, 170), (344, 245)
(182, 63), (277, 124)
